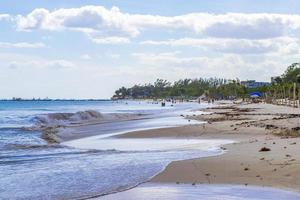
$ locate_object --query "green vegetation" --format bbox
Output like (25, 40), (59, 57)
(266, 63), (300, 101)
(274, 128), (300, 138)
(112, 62), (300, 100)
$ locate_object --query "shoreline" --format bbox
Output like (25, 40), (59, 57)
(38, 100), (300, 197)
(119, 101), (300, 192)
(37, 101), (202, 143)
(38, 112), (150, 143)
(101, 183), (300, 200)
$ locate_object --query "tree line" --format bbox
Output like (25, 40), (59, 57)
(112, 63), (300, 100)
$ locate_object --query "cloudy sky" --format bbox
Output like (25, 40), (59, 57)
(1, 0), (300, 99)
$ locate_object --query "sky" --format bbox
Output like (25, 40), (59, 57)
(1, 0), (300, 99)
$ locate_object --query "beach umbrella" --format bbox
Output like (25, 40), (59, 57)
(250, 94), (260, 98)
(249, 92), (262, 98)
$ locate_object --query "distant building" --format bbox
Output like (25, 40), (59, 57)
(241, 80), (270, 88)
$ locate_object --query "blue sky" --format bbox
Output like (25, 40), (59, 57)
(1, 1), (300, 99)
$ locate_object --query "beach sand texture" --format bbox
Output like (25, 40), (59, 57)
(119, 102), (300, 191)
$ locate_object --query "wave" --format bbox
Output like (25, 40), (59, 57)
(35, 110), (104, 126)
(31, 110), (146, 143)
(34, 110), (146, 128)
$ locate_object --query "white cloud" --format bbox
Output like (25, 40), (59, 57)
(141, 37), (300, 55)
(131, 51), (294, 81)
(8, 59), (74, 69)
(48, 60), (75, 69)
(0, 14), (11, 21)
(42, 35), (52, 40)
(80, 54), (92, 60)
(16, 6), (138, 36)
(0, 42), (46, 48)
(132, 51), (196, 66)
(15, 6), (300, 41)
(106, 53), (120, 59)
(89, 36), (130, 44)
(201, 13), (299, 39)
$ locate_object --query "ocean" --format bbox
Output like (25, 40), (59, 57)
(0, 100), (227, 199)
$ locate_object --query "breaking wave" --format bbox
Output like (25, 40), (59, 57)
(34, 110), (143, 128)
(35, 110), (104, 126)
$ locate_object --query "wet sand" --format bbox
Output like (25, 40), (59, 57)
(120, 102), (300, 191)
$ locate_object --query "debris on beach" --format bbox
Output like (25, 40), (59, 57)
(259, 147), (271, 152)
(265, 124), (278, 130)
(291, 127), (300, 131)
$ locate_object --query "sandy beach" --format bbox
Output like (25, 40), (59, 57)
(118, 102), (300, 191)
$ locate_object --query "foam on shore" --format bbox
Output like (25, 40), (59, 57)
(101, 183), (300, 200)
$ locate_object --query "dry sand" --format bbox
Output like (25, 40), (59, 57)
(120, 101), (300, 191)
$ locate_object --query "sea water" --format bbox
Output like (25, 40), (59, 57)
(0, 100), (220, 199)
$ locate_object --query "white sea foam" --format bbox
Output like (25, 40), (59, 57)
(102, 183), (300, 200)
